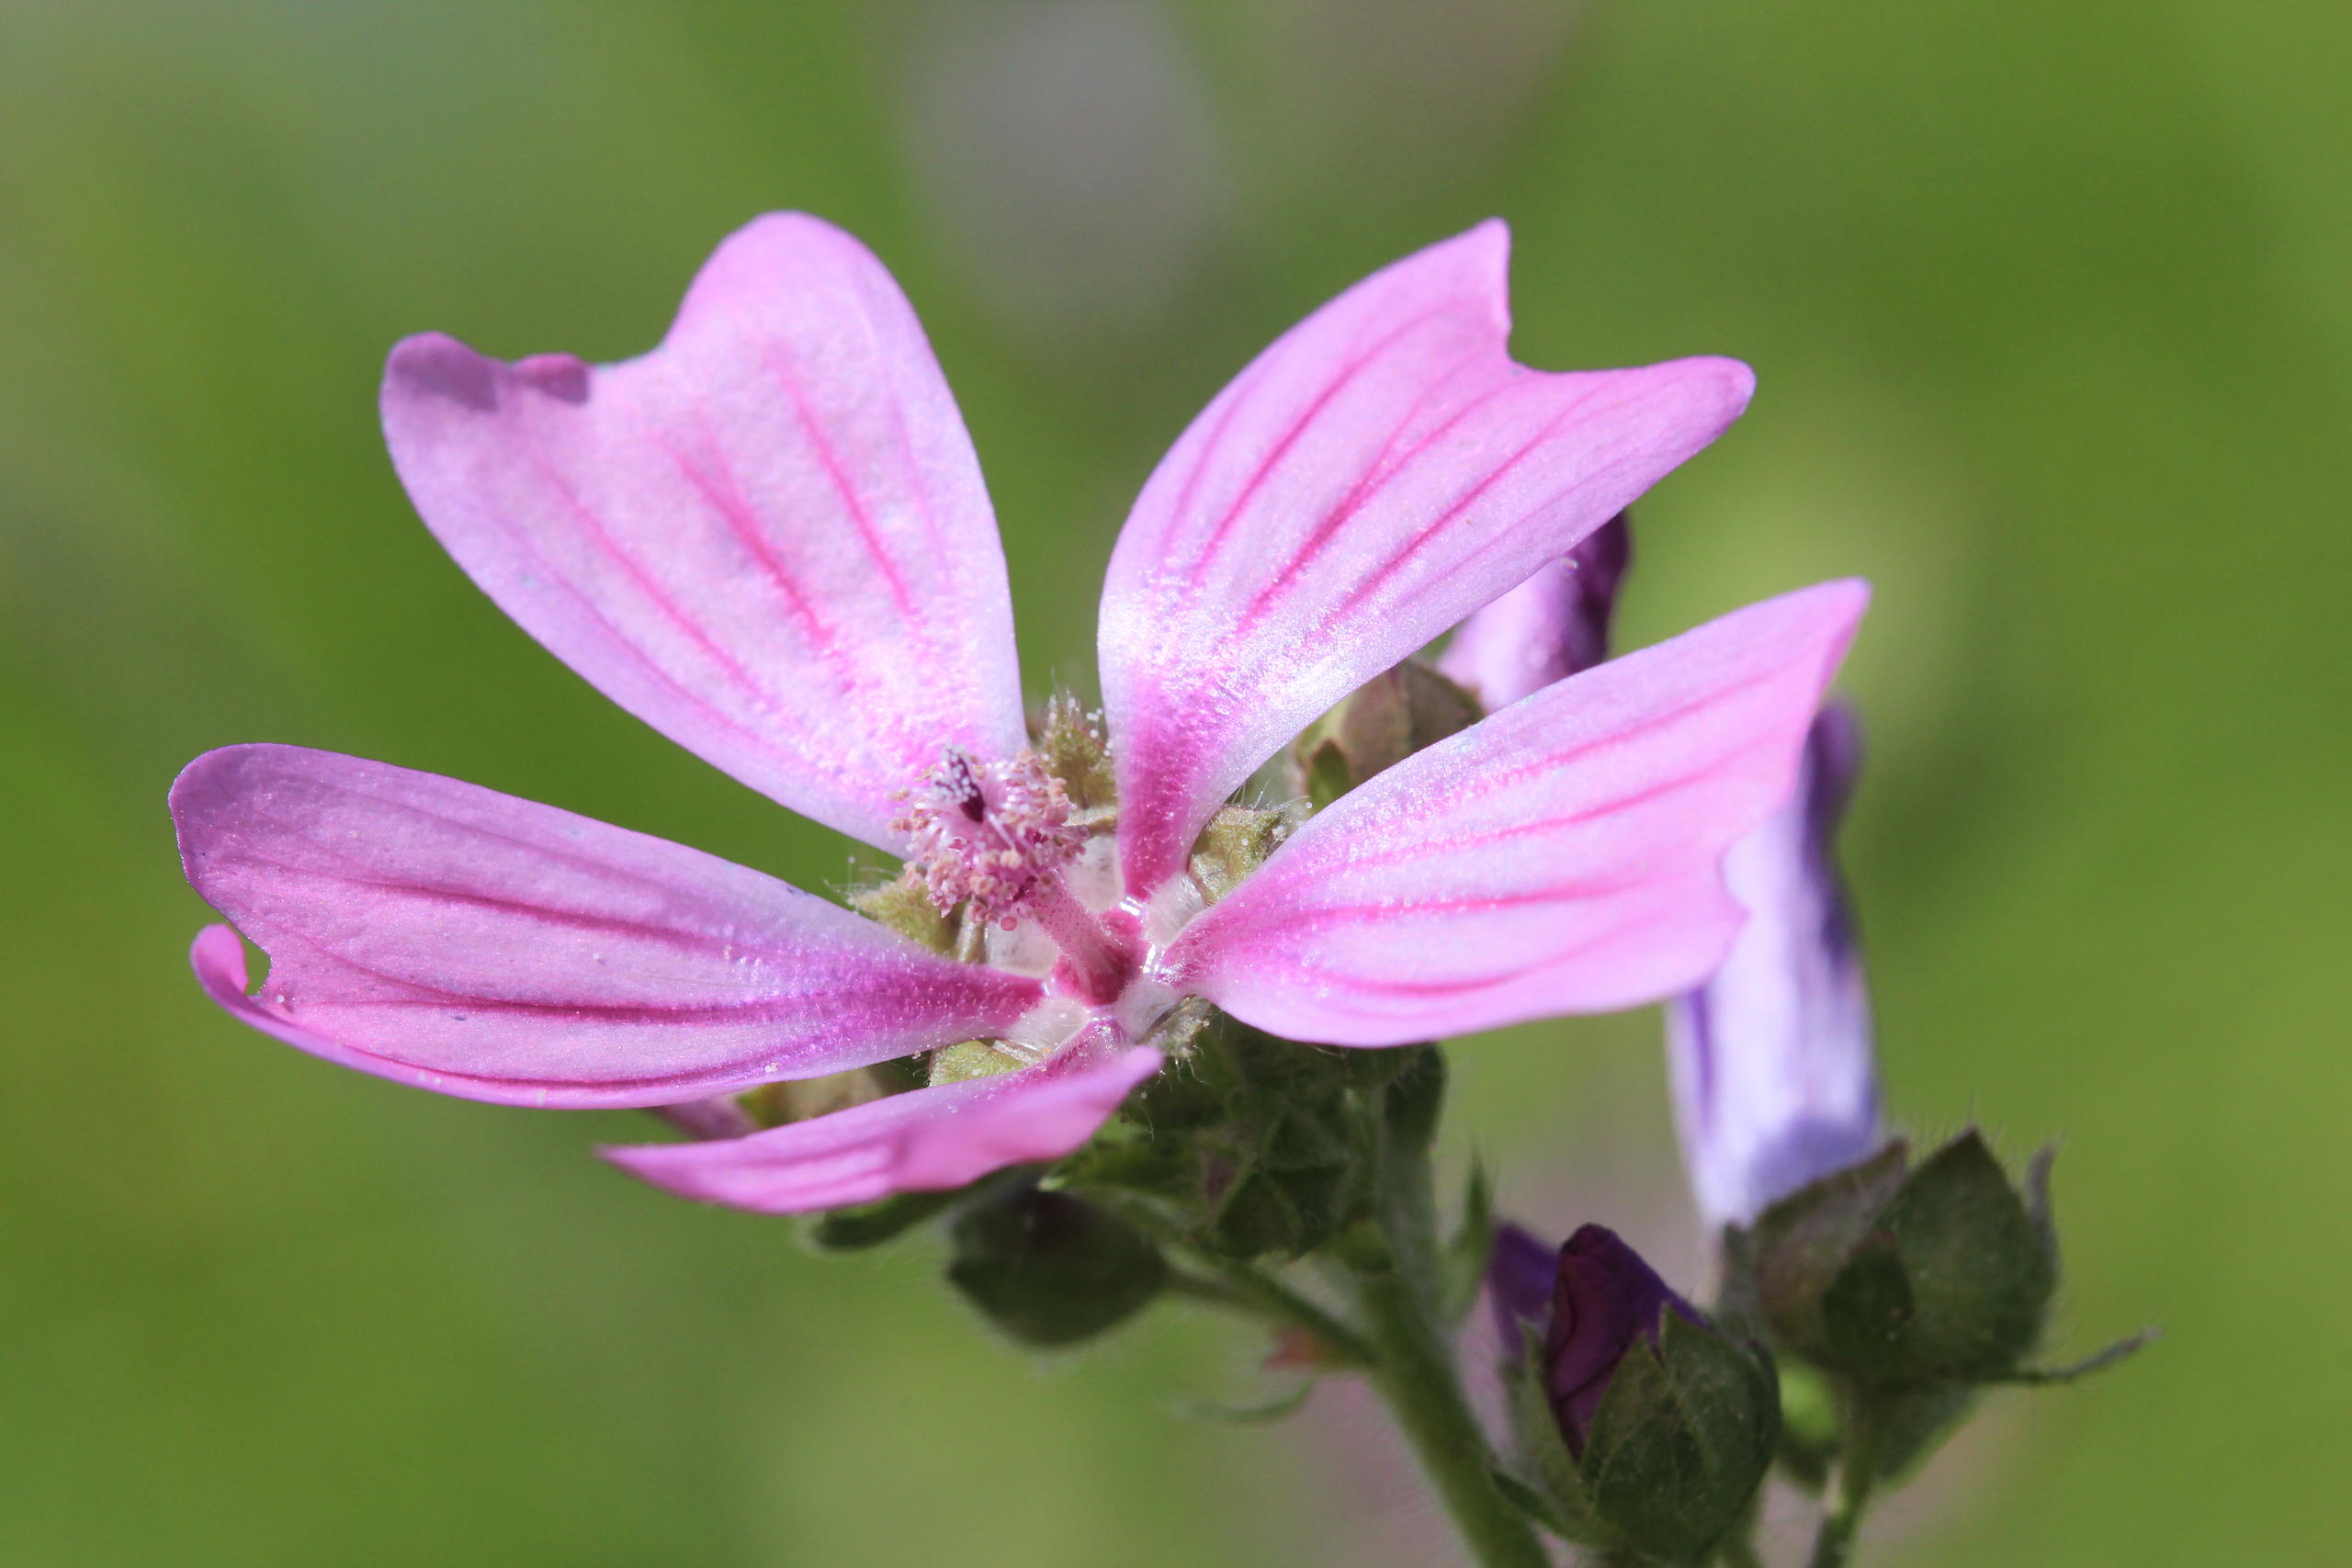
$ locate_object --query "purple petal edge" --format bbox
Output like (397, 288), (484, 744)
(1666, 703), (1879, 1228)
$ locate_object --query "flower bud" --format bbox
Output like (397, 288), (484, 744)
(1437, 511), (1630, 709)
(944, 1184), (1169, 1348)
(1494, 1224), (1779, 1563)
(1668, 703), (1880, 1230)
(1286, 659), (1482, 807)
(1741, 1131), (2057, 1388)
(1541, 1224), (1702, 1453)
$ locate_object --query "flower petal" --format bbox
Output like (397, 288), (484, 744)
(603, 1043), (1163, 1213)
(1667, 704), (1879, 1229)
(1161, 582), (1868, 1045)
(175, 744), (1043, 1107)
(381, 213), (1025, 851)
(1100, 221), (1753, 891)
(1437, 512), (1631, 711)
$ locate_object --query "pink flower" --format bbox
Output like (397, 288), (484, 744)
(172, 214), (1866, 1213)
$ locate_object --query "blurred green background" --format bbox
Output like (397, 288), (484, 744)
(4, 2), (2346, 1563)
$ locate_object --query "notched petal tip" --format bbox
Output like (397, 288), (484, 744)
(383, 332), (502, 412)
(1102, 232), (1774, 895)
(189, 921), (254, 997)
(377, 210), (1026, 852)
(1426, 217), (1513, 328)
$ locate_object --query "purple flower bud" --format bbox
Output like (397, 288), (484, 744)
(1668, 703), (1879, 1229)
(1542, 1224), (1701, 1454)
(1437, 512), (1631, 710)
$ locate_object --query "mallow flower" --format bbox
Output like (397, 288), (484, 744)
(1667, 703), (1879, 1229)
(171, 213), (1865, 1215)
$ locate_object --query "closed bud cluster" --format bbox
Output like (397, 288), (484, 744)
(1733, 1130), (2058, 1390)
(1491, 1224), (1780, 1565)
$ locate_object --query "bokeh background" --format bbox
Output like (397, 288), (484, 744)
(4, 2), (2346, 1563)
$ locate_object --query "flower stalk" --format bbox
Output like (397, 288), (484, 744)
(1347, 1086), (1555, 1568)
(1806, 1395), (1887, 1568)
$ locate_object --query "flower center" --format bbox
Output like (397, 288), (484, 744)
(894, 747), (1085, 928)
(894, 746), (1143, 1009)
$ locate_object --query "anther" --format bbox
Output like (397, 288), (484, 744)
(891, 747), (1086, 928)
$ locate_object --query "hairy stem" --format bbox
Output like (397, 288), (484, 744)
(1355, 1267), (1554, 1568)
(1085, 1189), (1379, 1367)
(1807, 1396), (1886, 1568)
(1169, 1260), (1379, 1368)
(1346, 1074), (1552, 1568)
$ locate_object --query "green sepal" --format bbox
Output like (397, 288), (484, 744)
(1379, 1045), (1447, 1162)
(803, 1188), (959, 1251)
(1828, 1131), (2055, 1382)
(1488, 1465), (1577, 1540)
(1499, 1325), (1606, 1546)
(928, 1039), (1030, 1086)
(1581, 1314), (1781, 1564)
(1284, 659), (1481, 805)
(1745, 1140), (1911, 1360)
(1862, 1382), (1979, 1483)
(740, 1060), (924, 1129)
(1188, 802), (1306, 898)
(1442, 1159), (1496, 1321)
(1062, 1019), (1371, 1262)
(944, 1185), (1169, 1348)
(1035, 693), (1115, 810)
(1993, 1327), (2156, 1385)
(2024, 1144), (2061, 1273)
(846, 868), (956, 953)
(1302, 738), (1352, 811)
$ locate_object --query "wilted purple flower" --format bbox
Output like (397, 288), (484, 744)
(173, 214), (1865, 1214)
(1668, 703), (1879, 1228)
(1490, 1223), (1700, 1455)
(1439, 511), (1629, 710)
